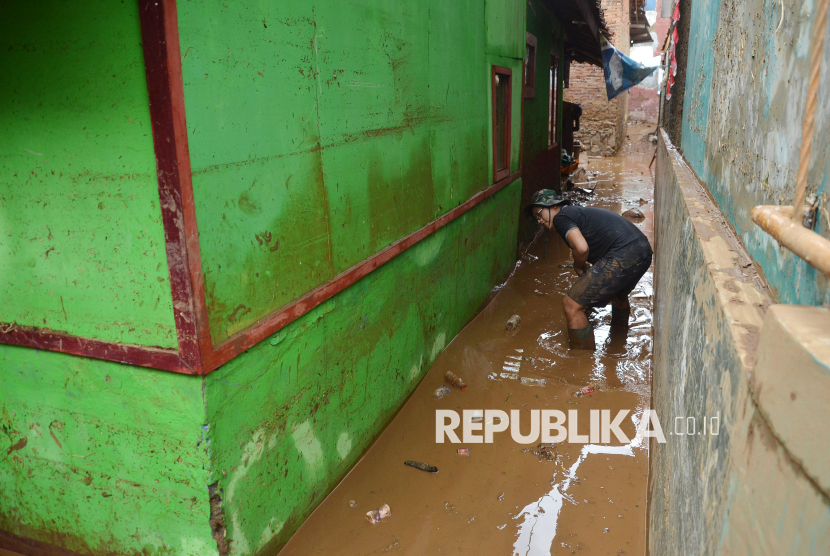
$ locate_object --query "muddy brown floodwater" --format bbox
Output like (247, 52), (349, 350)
(281, 147), (656, 556)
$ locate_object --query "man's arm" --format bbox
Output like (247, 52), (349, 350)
(565, 228), (590, 276)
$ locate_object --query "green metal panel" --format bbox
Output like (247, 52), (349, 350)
(0, 345), (212, 555)
(0, 0), (177, 348)
(178, 0), (525, 344)
(203, 181), (520, 554)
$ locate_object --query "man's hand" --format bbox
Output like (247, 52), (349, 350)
(565, 228), (590, 276)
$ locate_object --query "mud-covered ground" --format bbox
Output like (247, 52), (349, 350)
(280, 144), (656, 556)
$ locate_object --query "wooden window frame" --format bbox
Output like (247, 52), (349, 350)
(492, 65), (512, 183)
(548, 51), (560, 149)
(563, 55), (570, 89)
(524, 32), (537, 98)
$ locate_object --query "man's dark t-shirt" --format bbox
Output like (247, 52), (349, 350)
(553, 206), (650, 264)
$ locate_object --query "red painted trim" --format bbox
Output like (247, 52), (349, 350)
(0, 0), (201, 376)
(139, 0), (207, 373)
(1, 527), (88, 556)
(0, 325), (194, 375)
(520, 75), (526, 170)
(203, 171), (522, 373)
(0, 170), (520, 375)
(492, 66), (513, 183)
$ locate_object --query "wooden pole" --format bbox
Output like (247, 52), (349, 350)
(752, 206), (830, 276)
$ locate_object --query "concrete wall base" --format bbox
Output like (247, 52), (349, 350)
(649, 130), (830, 555)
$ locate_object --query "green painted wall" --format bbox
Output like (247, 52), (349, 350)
(0, 0), (177, 348)
(178, 0), (525, 344)
(1, 1), (527, 554)
(0, 345), (212, 555)
(183, 1), (526, 550)
(486, 0), (526, 59)
(203, 181), (520, 554)
(0, 181), (520, 556)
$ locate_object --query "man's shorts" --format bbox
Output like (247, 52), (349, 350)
(568, 239), (652, 308)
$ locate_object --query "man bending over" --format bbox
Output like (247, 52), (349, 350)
(525, 189), (652, 350)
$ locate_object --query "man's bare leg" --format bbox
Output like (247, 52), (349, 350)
(563, 295), (589, 329)
(563, 295), (595, 350)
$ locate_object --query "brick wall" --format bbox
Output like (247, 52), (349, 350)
(629, 0), (672, 124)
(564, 0), (630, 156)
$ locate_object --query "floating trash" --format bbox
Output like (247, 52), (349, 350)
(574, 383), (598, 397)
(622, 208), (645, 221)
(404, 460), (438, 473)
(445, 371), (467, 390)
(365, 504), (391, 524)
(433, 385), (452, 399)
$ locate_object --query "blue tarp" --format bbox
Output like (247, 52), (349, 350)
(600, 36), (658, 100)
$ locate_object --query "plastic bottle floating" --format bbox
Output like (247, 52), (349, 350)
(445, 371), (467, 390)
(574, 383), (598, 397)
(520, 377), (546, 387)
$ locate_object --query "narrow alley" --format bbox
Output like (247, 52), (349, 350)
(3, 0), (830, 555)
(281, 138), (657, 555)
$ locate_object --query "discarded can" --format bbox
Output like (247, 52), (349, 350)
(574, 383), (598, 397)
(445, 371), (467, 390)
(520, 377), (546, 387)
(433, 385), (452, 399)
(457, 448), (469, 456)
(405, 460), (438, 473)
(506, 315), (521, 331)
(365, 504), (391, 524)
